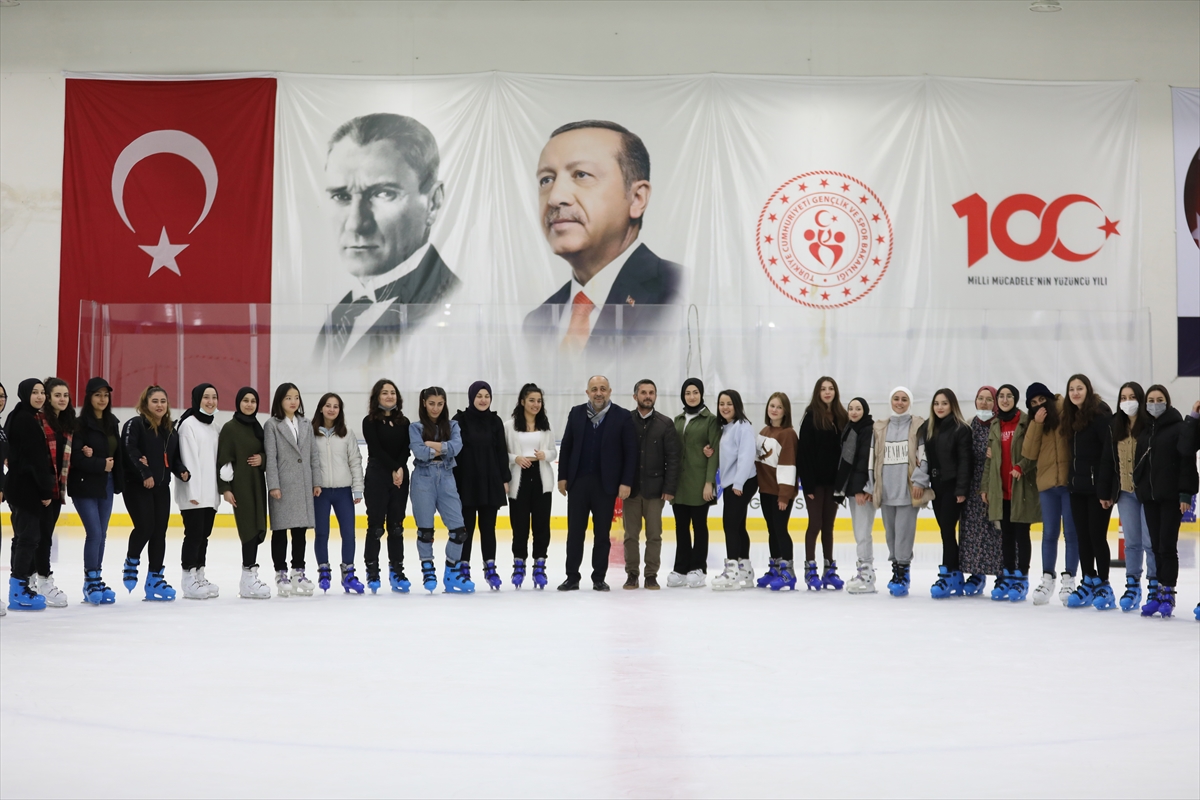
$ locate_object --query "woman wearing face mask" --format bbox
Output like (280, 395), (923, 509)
(30, 378), (75, 607)
(1022, 382), (1079, 606)
(1133, 386), (1198, 618)
(311, 392), (365, 594)
(453, 381), (510, 591)
(410, 387), (472, 593)
(959, 387), (1002, 595)
(175, 383), (222, 600)
(362, 379), (410, 594)
(218, 387), (270, 599)
(69, 377), (124, 605)
(981, 385), (1040, 602)
(1111, 382), (1155, 611)
(835, 398), (877, 594)
(797, 376), (848, 591)
(756, 392), (799, 591)
(871, 387), (928, 597)
(264, 383), (317, 597)
(1061, 374), (1120, 610)
(911, 389), (972, 598)
(713, 390), (758, 591)
(669, 378), (721, 589)
(122, 386), (188, 601)
(4, 379), (54, 610)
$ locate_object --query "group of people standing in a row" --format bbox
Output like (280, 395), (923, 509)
(1, 373), (1197, 620)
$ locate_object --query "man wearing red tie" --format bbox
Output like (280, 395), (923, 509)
(524, 121), (682, 351)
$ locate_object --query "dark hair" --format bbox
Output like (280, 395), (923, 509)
(1032, 393), (1061, 433)
(81, 380), (119, 436)
(1112, 381), (1148, 442)
(419, 386), (451, 442)
(765, 392), (793, 429)
(512, 383), (551, 432)
(1061, 374), (1100, 433)
(312, 392), (348, 438)
(549, 120), (650, 229)
(136, 385), (172, 433)
(926, 388), (966, 440)
(1145, 384), (1172, 407)
(328, 113), (439, 194)
(367, 379), (406, 424)
(41, 377), (77, 434)
(633, 378), (656, 395)
(270, 383), (305, 420)
(716, 390), (748, 426)
(805, 376), (847, 432)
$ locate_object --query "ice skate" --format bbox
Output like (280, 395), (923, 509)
(1031, 573), (1055, 606)
(990, 570), (1013, 601)
(122, 557), (139, 592)
(389, 563), (411, 593)
(803, 560), (822, 591)
(686, 569), (706, 588)
(1058, 573), (1076, 605)
(275, 570), (293, 597)
(768, 559), (796, 591)
(712, 559), (740, 591)
(82, 570), (107, 605)
(144, 570), (176, 601)
(846, 561), (877, 594)
(483, 560), (502, 591)
(421, 560), (438, 593)
(290, 569), (315, 596)
(930, 565), (962, 599)
(365, 561), (382, 594)
(33, 574), (67, 607)
(666, 571), (687, 588)
(511, 558), (526, 589)
(340, 563), (365, 594)
(182, 568), (209, 600)
(1066, 575), (1097, 607)
(1091, 580), (1116, 610)
(821, 560), (844, 590)
(532, 558), (548, 590)
(317, 563), (332, 593)
(196, 568), (219, 598)
(444, 562), (475, 593)
(1006, 570), (1029, 602)
(1154, 586), (1175, 618)
(8, 576), (46, 611)
(962, 573), (987, 596)
(238, 566), (271, 599)
(736, 559), (755, 588)
(887, 562), (910, 597)
(1140, 582), (1164, 617)
(1118, 575), (1141, 611)
(756, 558), (779, 588)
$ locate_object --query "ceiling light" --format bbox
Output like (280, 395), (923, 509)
(1029, 1), (1063, 11)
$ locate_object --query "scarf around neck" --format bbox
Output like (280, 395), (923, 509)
(37, 408), (70, 502)
(587, 400), (612, 428)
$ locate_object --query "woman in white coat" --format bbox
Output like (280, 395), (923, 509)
(176, 383), (221, 600)
(505, 383), (557, 590)
(264, 383), (317, 597)
(311, 392), (365, 593)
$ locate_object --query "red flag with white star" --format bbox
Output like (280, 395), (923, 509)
(59, 78), (275, 406)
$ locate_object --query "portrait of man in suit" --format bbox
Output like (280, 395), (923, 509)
(523, 120), (682, 350)
(314, 113), (460, 363)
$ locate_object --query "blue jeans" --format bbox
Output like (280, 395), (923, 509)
(1117, 490), (1155, 580)
(314, 486), (356, 565)
(411, 462), (465, 562)
(1039, 485), (1078, 576)
(75, 474), (114, 572)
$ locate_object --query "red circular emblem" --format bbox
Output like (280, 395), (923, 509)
(755, 171), (892, 308)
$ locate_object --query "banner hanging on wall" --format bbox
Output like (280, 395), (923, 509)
(1172, 86), (1200, 377)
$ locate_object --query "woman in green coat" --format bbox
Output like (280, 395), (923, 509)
(981, 383), (1041, 602)
(668, 378), (722, 588)
(218, 387), (270, 599)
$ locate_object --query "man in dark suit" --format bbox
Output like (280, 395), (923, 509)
(524, 120), (682, 350)
(314, 113), (460, 364)
(556, 375), (637, 591)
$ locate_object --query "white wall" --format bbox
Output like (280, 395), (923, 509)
(2, 0), (1198, 403)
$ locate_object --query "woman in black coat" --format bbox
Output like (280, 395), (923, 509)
(362, 379), (411, 593)
(69, 377), (125, 605)
(3, 379), (55, 610)
(453, 380), (510, 591)
(912, 389), (973, 597)
(797, 376), (848, 590)
(1133, 385), (1199, 618)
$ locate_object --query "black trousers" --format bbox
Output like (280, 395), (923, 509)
(1143, 499), (1183, 587)
(565, 473), (615, 583)
(33, 500), (62, 576)
(126, 481), (172, 573)
(1070, 492), (1113, 580)
(364, 469), (408, 566)
(672, 503), (710, 574)
(803, 485), (838, 563)
(721, 477), (757, 560)
(760, 493), (795, 560)
(931, 480), (962, 570)
(999, 499), (1031, 573)
(271, 527), (308, 571)
(462, 505), (499, 563)
(241, 538), (260, 569)
(9, 505), (47, 581)
(511, 467), (551, 560)
(180, 507), (217, 570)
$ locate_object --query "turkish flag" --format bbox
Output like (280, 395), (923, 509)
(59, 78), (275, 407)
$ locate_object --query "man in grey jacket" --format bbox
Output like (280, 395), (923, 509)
(623, 379), (681, 589)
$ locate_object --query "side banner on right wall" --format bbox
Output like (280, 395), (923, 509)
(1173, 86), (1200, 377)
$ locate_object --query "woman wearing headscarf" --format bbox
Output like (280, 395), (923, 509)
(981, 384), (1040, 602)
(218, 387), (270, 599)
(871, 387), (929, 597)
(959, 386), (1001, 595)
(1022, 381), (1079, 605)
(69, 377), (124, 605)
(32, 377), (75, 607)
(453, 380), (510, 591)
(4, 379), (54, 610)
(669, 378), (721, 589)
(176, 383), (221, 600)
(835, 397), (877, 593)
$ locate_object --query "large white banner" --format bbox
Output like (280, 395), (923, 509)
(272, 73), (1141, 415)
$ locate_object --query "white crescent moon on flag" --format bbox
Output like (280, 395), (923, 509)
(111, 130), (218, 234)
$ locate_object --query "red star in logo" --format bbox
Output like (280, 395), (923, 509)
(843, 287), (851, 296)
(860, 274), (870, 284)
(768, 213), (777, 222)
(876, 235), (885, 244)
(798, 183), (807, 191)
(819, 179), (828, 187)
(1098, 217), (1120, 238)
(780, 195), (789, 204)
(871, 214), (880, 222)
(781, 274), (790, 284)
(768, 256), (777, 265)
(841, 183), (850, 192)
(821, 291), (830, 301)
(872, 257), (881, 265)
(799, 287), (808, 296)
(859, 195), (869, 204)
(831, 215), (838, 222)
(764, 235), (773, 244)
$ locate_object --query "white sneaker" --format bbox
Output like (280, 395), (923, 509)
(1031, 573), (1056, 606)
(35, 574), (68, 607)
(846, 561), (877, 594)
(182, 568), (208, 600)
(737, 559), (755, 589)
(712, 559), (740, 591)
(238, 566), (271, 599)
(196, 567), (219, 598)
(666, 571), (687, 588)
(275, 570), (293, 597)
(1058, 573), (1076, 606)
(686, 569), (706, 588)
(290, 569), (315, 596)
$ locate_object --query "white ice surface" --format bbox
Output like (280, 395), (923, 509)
(2, 531), (1198, 800)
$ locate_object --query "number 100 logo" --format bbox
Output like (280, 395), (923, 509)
(952, 193), (1120, 267)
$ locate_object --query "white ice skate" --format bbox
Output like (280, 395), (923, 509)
(711, 559), (741, 591)
(846, 561), (877, 594)
(196, 567), (219, 598)
(1058, 573), (1076, 606)
(275, 570), (294, 597)
(35, 574), (68, 608)
(290, 569), (315, 596)
(666, 571), (687, 588)
(1031, 573), (1055, 606)
(182, 568), (209, 600)
(238, 567), (271, 599)
(736, 559), (755, 588)
(686, 569), (706, 588)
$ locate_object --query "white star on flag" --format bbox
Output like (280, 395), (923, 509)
(139, 227), (189, 276)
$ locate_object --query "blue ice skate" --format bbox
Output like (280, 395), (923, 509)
(366, 562), (382, 594)
(757, 558), (779, 589)
(1066, 575), (1098, 607)
(82, 570), (107, 605)
(769, 559), (797, 591)
(8, 576), (46, 611)
(444, 562), (475, 593)
(962, 573), (987, 596)
(144, 570), (176, 601)
(317, 564), (332, 593)
(1006, 570), (1029, 602)
(389, 564), (411, 593)
(887, 562), (910, 597)
(930, 566), (963, 599)
(483, 560), (502, 591)
(340, 564), (365, 594)
(511, 558), (526, 589)
(821, 560), (844, 590)
(991, 570), (1014, 601)
(1091, 580), (1116, 610)
(421, 560), (438, 593)
(803, 561), (822, 590)
(122, 557), (140, 592)
(532, 558), (548, 590)
(1118, 576), (1141, 611)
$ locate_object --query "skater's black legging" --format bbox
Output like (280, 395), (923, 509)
(1069, 492), (1113, 581)
(803, 485), (837, 563)
(510, 467), (551, 561)
(33, 501), (62, 577)
(271, 528), (307, 572)
(126, 481), (172, 573)
(672, 503), (710, 574)
(180, 507), (217, 570)
(931, 480), (962, 571)
(462, 505), (500, 563)
(722, 477), (757, 560)
(1143, 500), (1182, 587)
(999, 499), (1031, 574)
(364, 469), (407, 567)
(240, 538), (261, 569)
(760, 493), (794, 561)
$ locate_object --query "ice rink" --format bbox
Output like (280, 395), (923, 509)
(2, 528), (1198, 800)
